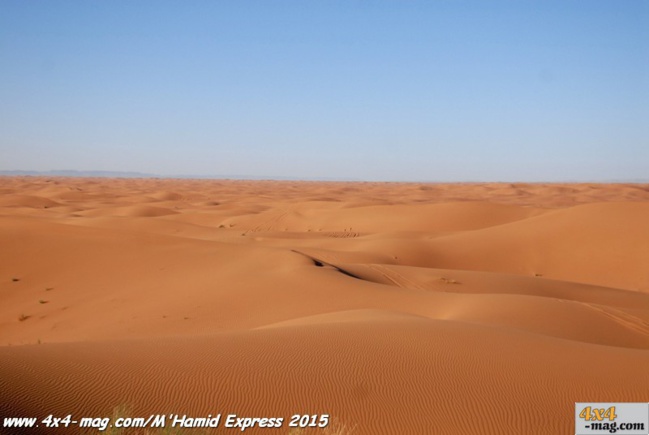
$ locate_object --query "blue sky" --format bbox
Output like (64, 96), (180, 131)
(1, 1), (647, 181)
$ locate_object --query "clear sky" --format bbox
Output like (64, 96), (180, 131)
(1, 1), (647, 181)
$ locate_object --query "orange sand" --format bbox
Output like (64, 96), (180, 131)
(1, 177), (648, 434)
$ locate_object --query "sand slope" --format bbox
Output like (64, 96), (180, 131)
(1, 177), (649, 434)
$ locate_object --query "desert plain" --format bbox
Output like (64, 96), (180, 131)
(1, 176), (649, 434)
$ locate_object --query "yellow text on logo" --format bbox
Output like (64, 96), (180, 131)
(579, 406), (618, 422)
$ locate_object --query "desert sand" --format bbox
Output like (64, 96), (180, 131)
(1, 177), (649, 434)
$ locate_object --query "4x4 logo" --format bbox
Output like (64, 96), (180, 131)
(579, 406), (617, 422)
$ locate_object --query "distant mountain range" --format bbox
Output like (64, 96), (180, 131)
(0, 169), (361, 182)
(0, 170), (646, 183)
(0, 170), (155, 178)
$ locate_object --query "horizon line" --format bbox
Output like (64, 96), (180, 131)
(1, 169), (648, 184)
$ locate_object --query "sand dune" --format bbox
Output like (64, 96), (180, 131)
(1, 177), (648, 434)
(0, 194), (63, 209)
(78, 204), (180, 218)
(420, 202), (649, 290)
(2, 317), (649, 434)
